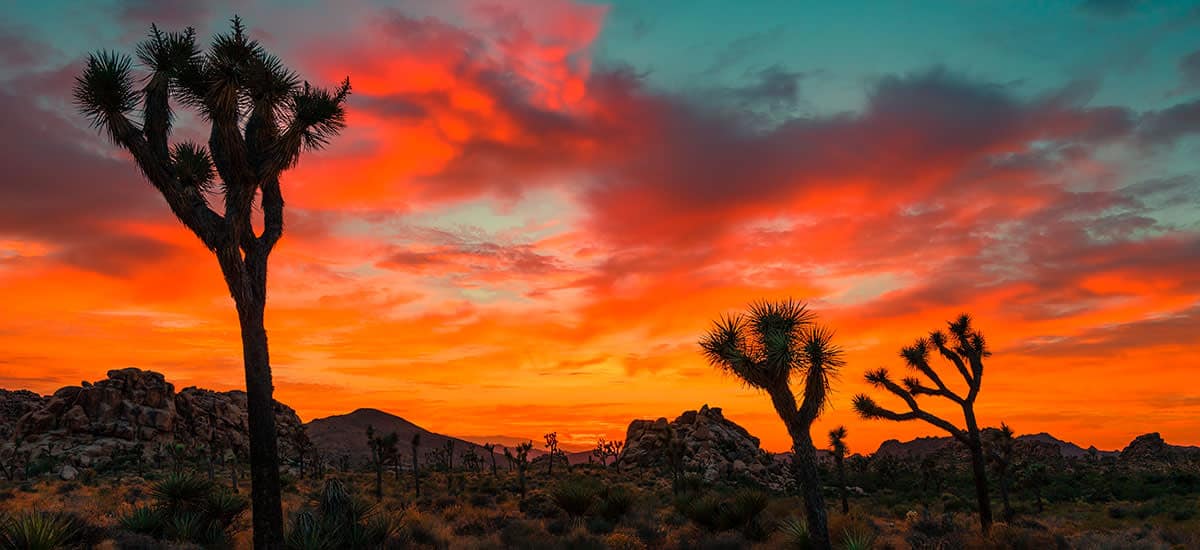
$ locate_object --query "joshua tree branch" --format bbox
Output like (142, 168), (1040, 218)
(931, 335), (974, 386)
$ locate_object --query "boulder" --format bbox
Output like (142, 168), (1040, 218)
(1, 368), (306, 471)
(618, 404), (791, 490)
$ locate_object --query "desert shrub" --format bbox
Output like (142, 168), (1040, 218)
(585, 516), (614, 535)
(285, 478), (403, 550)
(0, 511), (98, 550)
(676, 488), (768, 536)
(551, 475), (604, 518)
(560, 529), (607, 550)
(499, 519), (555, 549)
(904, 510), (965, 550)
(595, 485), (635, 522)
(979, 522), (1065, 550)
(115, 473), (246, 547)
(399, 509), (445, 548)
(605, 530), (648, 550)
(518, 491), (562, 519)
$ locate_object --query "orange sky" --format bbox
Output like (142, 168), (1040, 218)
(1, 0), (1199, 454)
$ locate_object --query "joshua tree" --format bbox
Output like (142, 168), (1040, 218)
(828, 426), (850, 514)
(852, 313), (994, 532)
(987, 423), (1016, 521)
(366, 426), (398, 501)
(700, 299), (842, 550)
(592, 437), (624, 468)
(513, 442), (533, 500)
(1020, 461), (1048, 513)
(483, 443), (499, 477)
(73, 18), (350, 548)
(543, 432), (559, 476)
(410, 433), (421, 497)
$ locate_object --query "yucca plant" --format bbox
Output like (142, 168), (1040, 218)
(778, 516), (812, 550)
(551, 476), (604, 518)
(829, 426), (850, 514)
(118, 506), (164, 537)
(121, 473), (248, 547)
(0, 511), (88, 550)
(852, 313), (994, 533)
(700, 299), (843, 549)
(840, 526), (876, 550)
(73, 18), (351, 547)
(286, 478), (400, 550)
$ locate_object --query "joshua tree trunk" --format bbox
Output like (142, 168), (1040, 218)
(835, 455), (848, 514)
(411, 448), (421, 497)
(777, 405), (830, 550)
(227, 262), (285, 549)
(375, 460), (383, 501)
(964, 410), (993, 532)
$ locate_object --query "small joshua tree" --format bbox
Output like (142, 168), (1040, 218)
(73, 18), (350, 547)
(828, 426), (849, 514)
(366, 426), (398, 501)
(410, 433), (421, 497)
(513, 442), (533, 501)
(663, 427), (686, 495)
(544, 432), (559, 476)
(853, 313), (994, 532)
(483, 443), (499, 477)
(592, 437), (624, 468)
(987, 423), (1015, 521)
(700, 299), (841, 549)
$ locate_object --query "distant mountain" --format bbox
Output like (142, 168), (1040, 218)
(1018, 432), (1118, 459)
(873, 429), (1119, 460)
(305, 408), (500, 466)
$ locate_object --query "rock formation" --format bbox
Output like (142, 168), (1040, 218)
(2, 368), (306, 470)
(1119, 432), (1200, 467)
(619, 404), (791, 490)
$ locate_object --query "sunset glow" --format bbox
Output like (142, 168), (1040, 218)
(2, 0), (1198, 454)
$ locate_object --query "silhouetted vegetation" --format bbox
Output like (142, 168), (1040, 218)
(73, 15), (351, 547)
(700, 298), (843, 549)
(854, 313), (996, 533)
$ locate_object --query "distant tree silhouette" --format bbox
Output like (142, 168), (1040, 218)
(592, 437), (624, 468)
(366, 425), (398, 501)
(853, 313), (994, 532)
(483, 443), (498, 477)
(700, 299), (842, 550)
(73, 17), (350, 548)
(513, 442), (533, 501)
(411, 433), (421, 497)
(828, 426), (850, 514)
(543, 432), (559, 476)
(988, 423), (1016, 521)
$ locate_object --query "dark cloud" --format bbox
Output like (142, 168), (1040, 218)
(1138, 99), (1200, 146)
(1180, 50), (1200, 90)
(1011, 303), (1200, 357)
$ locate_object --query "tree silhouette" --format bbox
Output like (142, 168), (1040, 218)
(987, 423), (1016, 521)
(366, 425), (398, 501)
(828, 426), (850, 514)
(700, 299), (842, 550)
(73, 17), (350, 548)
(852, 313), (994, 532)
(543, 432), (559, 476)
(483, 443), (498, 477)
(410, 433), (422, 497)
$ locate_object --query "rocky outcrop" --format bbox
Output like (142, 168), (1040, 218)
(1120, 433), (1200, 467)
(618, 404), (791, 490)
(0, 389), (47, 440)
(2, 368), (305, 470)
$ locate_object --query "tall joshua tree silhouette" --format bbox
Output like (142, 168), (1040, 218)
(700, 299), (842, 550)
(828, 426), (850, 514)
(852, 314), (994, 532)
(73, 18), (350, 548)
